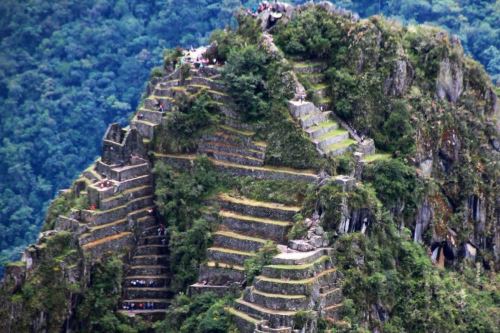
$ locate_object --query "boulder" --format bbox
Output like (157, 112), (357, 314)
(288, 240), (315, 252)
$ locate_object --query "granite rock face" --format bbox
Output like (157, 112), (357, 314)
(436, 57), (463, 103)
(384, 59), (414, 97)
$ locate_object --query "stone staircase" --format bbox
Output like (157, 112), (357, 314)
(190, 193), (301, 295)
(131, 67), (227, 141)
(118, 223), (172, 319)
(289, 61), (375, 159)
(292, 61), (332, 111)
(288, 62), (359, 158)
(52, 120), (174, 318)
(227, 249), (343, 332)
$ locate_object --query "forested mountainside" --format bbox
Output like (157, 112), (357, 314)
(0, 0), (263, 269)
(338, 0), (500, 83)
(1, 2), (498, 333)
(1, 0), (498, 277)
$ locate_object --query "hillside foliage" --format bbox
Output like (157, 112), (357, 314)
(0, 0), (262, 269)
(1, 0), (498, 274)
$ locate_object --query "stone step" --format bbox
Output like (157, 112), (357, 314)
(300, 73), (325, 84)
(136, 215), (158, 231)
(136, 108), (163, 124)
(199, 149), (264, 167)
(138, 235), (167, 246)
(141, 225), (167, 237)
(235, 299), (296, 329)
(121, 299), (170, 310)
(293, 62), (327, 74)
(128, 265), (168, 276)
(216, 193), (300, 222)
(186, 84), (210, 95)
(204, 89), (229, 103)
(202, 132), (266, 154)
(144, 96), (176, 110)
(124, 287), (173, 299)
(131, 119), (157, 139)
(129, 206), (156, 223)
(219, 210), (292, 243)
(110, 163), (150, 182)
(243, 287), (309, 311)
(312, 83), (329, 98)
(79, 218), (129, 246)
(198, 141), (265, 159)
(88, 196), (154, 226)
(99, 185), (153, 210)
(135, 244), (168, 256)
(299, 112), (328, 129)
(81, 232), (134, 256)
(154, 86), (187, 98)
(261, 255), (333, 280)
(314, 130), (350, 151)
(158, 79), (180, 89)
(117, 174), (152, 193)
(324, 303), (343, 321)
(226, 307), (260, 333)
(305, 121), (339, 140)
(187, 76), (225, 92)
(198, 261), (245, 285)
(255, 325), (293, 333)
(320, 287), (342, 307)
(95, 160), (150, 182)
(253, 268), (338, 295)
(287, 101), (317, 118)
(317, 97), (332, 111)
(130, 255), (168, 266)
(124, 275), (170, 288)
(82, 167), (102, 183)
(271, 249), (329, 266)
(189, 283), (235, 297)
(213, 230), (268, 253)
(323, 138), (356, 157)
(155, 154), (319, 183)
(207, 247), (255, 266)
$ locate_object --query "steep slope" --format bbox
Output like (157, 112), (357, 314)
(0, 2), (498, 333)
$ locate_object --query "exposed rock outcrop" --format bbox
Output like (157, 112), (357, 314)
(436, 57), (464, 103)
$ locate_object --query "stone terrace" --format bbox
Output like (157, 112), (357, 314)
(131, 66), (227, 142)
(190, 193), (302, 295)
(198, 124), (267, 167)
(154, 153), (318, 183)
(227, 249), (343, 332)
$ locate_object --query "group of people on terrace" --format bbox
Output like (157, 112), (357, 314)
(129, 279), (164, 288)
(246, 1), (288, 17)
(97, 179), (113, 189)
(122, 302), (161, 310)
(181, 46), (217, 69)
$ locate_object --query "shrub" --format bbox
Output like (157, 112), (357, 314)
(154, 158), (220, 291)
(156, 293), (237, 333)
(244, 241), (278, 284)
